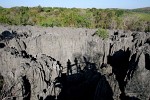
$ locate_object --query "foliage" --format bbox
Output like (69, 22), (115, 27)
(131, 7), (150, 13)
(0, 7), (149, 32)
(95, 28), (109, 39)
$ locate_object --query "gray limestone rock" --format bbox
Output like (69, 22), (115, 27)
(0, 25), (149, 100)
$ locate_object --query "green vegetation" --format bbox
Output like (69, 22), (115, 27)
(95, 28), (109, 39)
(0, 6), (150, 32)
(131, 7), (150, 13)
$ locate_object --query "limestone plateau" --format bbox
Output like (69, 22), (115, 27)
(0, 25), (150, 100)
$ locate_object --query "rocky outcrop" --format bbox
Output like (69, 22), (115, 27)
(0, 25), (149, 100)
(0, 47), (60, 100)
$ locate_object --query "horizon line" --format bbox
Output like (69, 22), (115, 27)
(1, 5), (150, 10)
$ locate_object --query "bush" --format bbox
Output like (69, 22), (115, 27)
(95, 28), (109, 39)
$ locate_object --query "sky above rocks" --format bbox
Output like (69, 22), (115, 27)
(0, 0), (150, 9)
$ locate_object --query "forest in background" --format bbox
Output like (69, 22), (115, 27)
(0, 6), (150, 32)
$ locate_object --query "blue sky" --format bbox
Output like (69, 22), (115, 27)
(0, 0), (150, 9)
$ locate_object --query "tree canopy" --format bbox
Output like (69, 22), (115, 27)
(0, 6), (149, 32)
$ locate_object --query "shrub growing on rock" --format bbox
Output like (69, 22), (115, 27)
(95, 28), (109, 39)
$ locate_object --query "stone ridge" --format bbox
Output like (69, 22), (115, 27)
(0, 25), (150, 100)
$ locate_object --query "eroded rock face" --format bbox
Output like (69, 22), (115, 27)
(0, 25), (149, 100)
(0, 47), (60, 100)
(125, 47), (150, 100)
